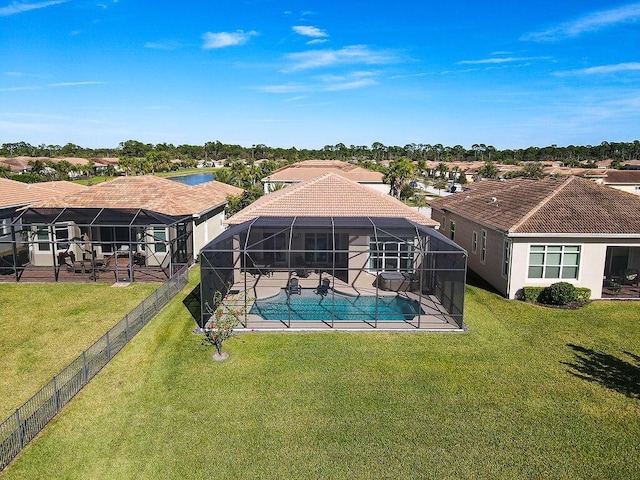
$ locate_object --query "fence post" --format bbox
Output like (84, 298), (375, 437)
(82, 351), (87, 384)
(52, 376), (60, 412)
(15, 410), (23, 449)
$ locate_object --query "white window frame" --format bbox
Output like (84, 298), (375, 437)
(527, 244), (581, 280)
(472, 231), (478, 254)
(369, 236), (415, 273)
(450, 220), (456, 241)
(502, 239), (511, 278)
(480, 230), (487, 263)
(150, 226), (167, 254)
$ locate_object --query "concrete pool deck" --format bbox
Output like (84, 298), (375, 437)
(226, 270), (463, 331)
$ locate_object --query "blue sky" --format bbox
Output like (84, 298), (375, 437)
(1, 0), (639, 150)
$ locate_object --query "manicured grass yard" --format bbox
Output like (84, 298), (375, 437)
(0, 282), (159, 419)
(1, 274), (639, 479)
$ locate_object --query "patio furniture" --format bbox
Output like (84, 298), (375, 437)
(622, 269), (639, 286)
(316, 277), (331, 295)
(294, 255), (311, 278)
(286, 277), (301, 295)
(375, 272), (418, 291)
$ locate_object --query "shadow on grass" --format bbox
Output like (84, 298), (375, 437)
(465, 269), (501, 295)
(563, 344), (640, 399)
(182, 283), (201, 322)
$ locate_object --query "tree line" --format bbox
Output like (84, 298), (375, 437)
(2, 139), (639, 164)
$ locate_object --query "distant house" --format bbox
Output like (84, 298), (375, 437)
(200, 172), (467, 330)
(430, 177), (640, 299)
(600, 170), (640, 196)
(3, 176), (241, 282)
(261, 160), (389, 194)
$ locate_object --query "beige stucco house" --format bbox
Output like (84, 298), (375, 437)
(430, 176), (640, 299)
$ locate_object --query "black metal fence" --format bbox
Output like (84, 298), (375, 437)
(0, 264), (190, 471)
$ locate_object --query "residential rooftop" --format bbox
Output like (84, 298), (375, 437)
(0, 178), (87, 209)
(265, 160), (384, 183)
(429, 176), (640, 234)
(227, 172), (437, 226)
(29, 175), (242, 217)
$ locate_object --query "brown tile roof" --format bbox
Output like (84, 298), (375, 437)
(603, 170), (640, 184)
(429, 176), (640, 234)
(0, 178), (87, 208)
(30, 175), (236, 217)
(266, 160), (383, 183)
(227, 172), (437, 226)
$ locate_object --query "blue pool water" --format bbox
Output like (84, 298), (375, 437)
(250, 289), (422, 322)
(169, 172), (215, 186)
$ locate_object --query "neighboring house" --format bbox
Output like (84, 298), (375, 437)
(261, 160), (389, 194)
(600, 170), (640, 196)
(200, 173), (467, 330)
(430, 176), (640, 299)
(0, 178), (87, 269)
(3, 176), (241, 282)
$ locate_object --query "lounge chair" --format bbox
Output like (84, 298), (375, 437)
(286, 277), (302, 295)
(316, 277), (330, 295)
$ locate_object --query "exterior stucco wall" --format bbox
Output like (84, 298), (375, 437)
(433, 208), (509, 296)
(510, 237), (640, 300)
(604, 184), (640, 196)
(193, 206), (226, 255)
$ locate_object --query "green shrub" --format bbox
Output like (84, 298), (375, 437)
(574, 288), (591, 303)
(522, 287), (545, 302)
(538, 282), (577, 305)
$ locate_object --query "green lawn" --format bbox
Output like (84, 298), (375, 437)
(0, 282), (159, 419)
(2, 277), (639, 479)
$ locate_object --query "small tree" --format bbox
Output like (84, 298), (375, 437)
(204, 291), (248, 359)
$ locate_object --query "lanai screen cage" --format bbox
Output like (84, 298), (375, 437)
(200, 216), (467, 330)
(0, 206), (192, 282)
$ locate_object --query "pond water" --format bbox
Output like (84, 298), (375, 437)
(169, 172), (215, 186)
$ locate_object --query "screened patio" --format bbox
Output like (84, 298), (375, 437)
(0, 206), (192, 283)
(200, 216), (467, 331)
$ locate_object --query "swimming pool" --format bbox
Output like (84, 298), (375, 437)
(249, 289), (422, 322)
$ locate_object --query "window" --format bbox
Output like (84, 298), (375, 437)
(263, 232), (287, 264)
(480, 230), (487, 263)
(152, 227), (167, 253)
(528, 245), (580, 279)
(472, 231), (478, 254)
(369, 236), (414, 272)
(305, 233), (332, 264)
(1, 219), (10, 236)
(450, 220), (456, 241)
(54, 224), (70, 251)
(37, 227), (50, 251)
(502, 240), (511, 277)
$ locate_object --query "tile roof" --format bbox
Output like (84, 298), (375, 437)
(191, 179), (244, 198)
(227, 172), (437, 226)
(603, 170), (640, 184)
(266, 160), (384, 183)
(0, 178), (87, 208)
(30, 175), (238, 217)
(429, 176), (640, 234)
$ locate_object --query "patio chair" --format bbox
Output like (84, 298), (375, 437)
(316, 277), (330, 296)
(286, 277), (302, 295)
(623, 269), (639, 286)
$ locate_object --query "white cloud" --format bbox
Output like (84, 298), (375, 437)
(202, 30), (257, 49)
(292, 25), (328, 38)
(258, 72), (378, 94)
(0, 0), (67, 16)
(284, 45), (398, 71)
(144, 41), (181, 50)
(307, 39), (328, 45)
(522, 2), (640, 41)
(457, 56), (543, 65)
(48, 81), (105, 87)
(554, 62), (640, 76)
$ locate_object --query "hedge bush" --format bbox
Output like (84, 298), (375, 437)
(521, 284), (591, 305)
(538, 282), (576, 305)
